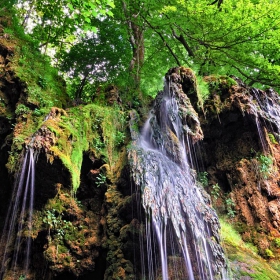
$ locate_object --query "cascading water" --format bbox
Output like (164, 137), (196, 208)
(250, 87), (280, 149)
(129, 68), (227, 279)
(0, 147), (37, 279)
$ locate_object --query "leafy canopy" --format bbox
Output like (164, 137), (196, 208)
(5, 0), (280, 99)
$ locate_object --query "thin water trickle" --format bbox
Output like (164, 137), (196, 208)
(130, 78), (227, 279)
(251, 87), (280, 148)
(0, 148), (37, 279)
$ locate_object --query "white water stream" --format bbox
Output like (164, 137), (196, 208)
(130, 79), (226, 279)
(0, 148), (37, 279)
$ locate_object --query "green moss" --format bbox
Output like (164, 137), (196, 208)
(264, 249), (275, 259)
(274, 238), (280, 248)
(268, 133), (278, 144)
(43, 104), (127, 191)
(205, 75), (237, 94)
(220, 217), (280, 279)
(58, 244), (68, 254)
(196, 75), (210, 109)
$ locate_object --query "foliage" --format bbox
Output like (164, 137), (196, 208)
(15, 104), (30, 116)
(225, 196), (236, 219)
(256, 154), (273, 179)
(14, 0), (115, 54)
(211, 183), (221, 200)
(197, 171), (208, 187)
(96, 172), (107, 188)
(5, 0), (280, 102)
(0, 7), (69, 109)
(115, 131), (126, 146)
(60, 18), (131, 100)
(268, 133), (278, 144)
(43, 209), (73, 240)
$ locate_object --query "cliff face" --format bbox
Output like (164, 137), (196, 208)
(0, 20), (26, 230)
(197, 76), (280, 257)
(1, 14), (280, 280)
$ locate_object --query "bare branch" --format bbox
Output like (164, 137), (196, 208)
(172, 28), (195, 57)
(144, 19), (180, 66)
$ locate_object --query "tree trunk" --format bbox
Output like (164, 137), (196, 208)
(75, 70), (90, 99)
(122, 1), (144, 88)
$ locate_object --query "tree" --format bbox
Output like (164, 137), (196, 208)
(14, 0), (115, 55)
(9, 0), (280, 99)
(60, 17), (131, 100)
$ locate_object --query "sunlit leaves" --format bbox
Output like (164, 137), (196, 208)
(142, 0), (280, 88)
(10, 0), (280, 98)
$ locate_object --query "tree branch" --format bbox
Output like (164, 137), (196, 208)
(172, 28), (195, 57)
(143, 18), (180, 66)
(209, 0), (223, 8)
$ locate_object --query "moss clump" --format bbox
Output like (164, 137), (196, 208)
(201, 75), (237, 115)
(220, 217), (280, 279)
(196, 75), (210, 109)
(204, 75), (237, 94)
(38, 103), (127, 191)
(268, 133), (278, 145)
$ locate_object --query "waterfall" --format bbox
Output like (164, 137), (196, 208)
(129, 70), (227, 279)
(0, 148), (37, 280)
(250, 87), (280, 149)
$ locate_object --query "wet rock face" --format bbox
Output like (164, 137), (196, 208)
(129, 67), (227, 280)
(0, 37), (26, 230)
(0, 152), (109, 280)
(0, 41), (26, 116)
(196, 78), (280, 251)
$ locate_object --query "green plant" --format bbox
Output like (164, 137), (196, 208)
(211, 183), (220, 200)
(43, 209), (74, 240)
(38, 75), (48, 89)
(75, 198), (83, 208)
(257, 154), (273, 179)
(197, 171), (208, 187)
(115, 131), (125, 146)
(268, 133), (278, 144)
(93, 137), (104, 152)
(18, 275), (25, 280)
(15, 104), (30, 116)
(196, 76), (210, 108)
(33, 108), (43, 116)
(264, 248), (275, 259)
(96, 172), (107, 187)
(225, 197), (236, 219)
(274, 238), (280, 248)
(43, 209), (59, 229)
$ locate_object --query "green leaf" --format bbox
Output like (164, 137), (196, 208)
(84, 17), (91, 23)
(107, 10), (114, 17)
